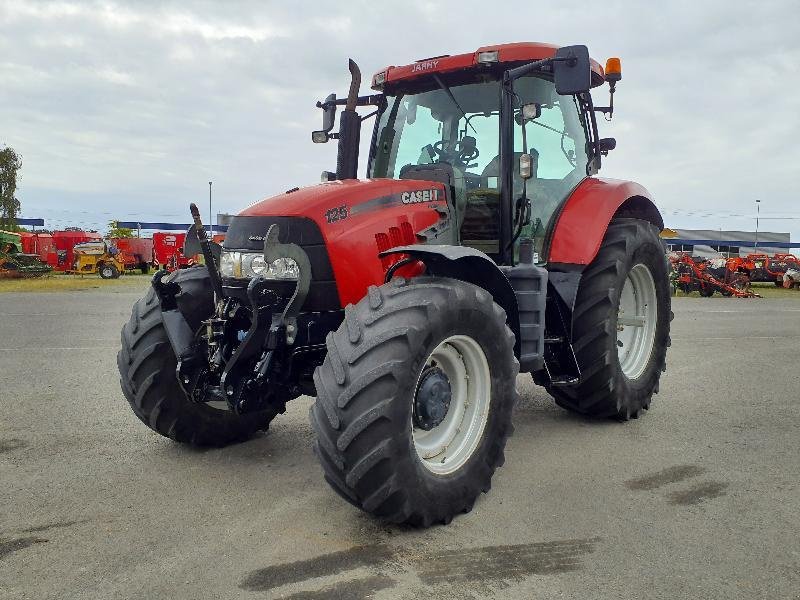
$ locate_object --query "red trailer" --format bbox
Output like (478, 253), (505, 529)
(19, 232), (57, 266)
(113, 237), (154, 273)
(52, 230), (103, 271)
(152, 232), (198, 272)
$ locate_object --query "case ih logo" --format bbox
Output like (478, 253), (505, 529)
(401, 189), (439, 204)
(411, 60), (439, 73)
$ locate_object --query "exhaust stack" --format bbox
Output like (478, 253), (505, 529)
(335, 59), (361, 180)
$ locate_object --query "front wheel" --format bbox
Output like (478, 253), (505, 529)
(546, 219), (671, 420)
(117, 269), (279, 446)
(100, 263), (119, 279)
(310, 277), (518, 526)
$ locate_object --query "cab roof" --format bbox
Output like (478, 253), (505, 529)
(373, 42), (606, 90)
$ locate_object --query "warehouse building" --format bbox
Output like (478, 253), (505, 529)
(663, 228), (792, 258)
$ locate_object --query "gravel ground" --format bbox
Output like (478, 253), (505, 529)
(1, 284), (799, 599)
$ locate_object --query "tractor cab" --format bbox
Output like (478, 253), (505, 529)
(314, 43), (616, 265)
(368, 68), (589, 260)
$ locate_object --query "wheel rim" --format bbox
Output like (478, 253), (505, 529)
(616, 263), (658, 380)
(412, 335), (491, 475)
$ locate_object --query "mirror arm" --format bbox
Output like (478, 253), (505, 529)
(505, 57), (552, 82)
(319, 94), (385, 110)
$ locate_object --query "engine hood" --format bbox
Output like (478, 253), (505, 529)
(239, 178), (446, 219)
(234, 177), (450, 308)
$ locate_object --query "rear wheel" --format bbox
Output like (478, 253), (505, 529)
(546, 219), (671, 420)
(699, 285), (715, 297)
(310, 277), (518, 526)
(117, 268), (278, 446)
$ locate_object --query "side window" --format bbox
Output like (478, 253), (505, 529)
(529, 104), (577, 179)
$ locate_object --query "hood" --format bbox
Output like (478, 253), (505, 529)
(239, 178), (446, 220)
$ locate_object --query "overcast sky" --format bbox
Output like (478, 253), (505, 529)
(1, 0), (798, 242)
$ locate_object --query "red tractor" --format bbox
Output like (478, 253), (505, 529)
(118, 43), (671, 526)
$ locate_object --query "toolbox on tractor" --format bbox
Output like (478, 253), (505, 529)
(118, 42), (671, 526)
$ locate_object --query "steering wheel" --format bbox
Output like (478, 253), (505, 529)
(433, 139), (480, 166)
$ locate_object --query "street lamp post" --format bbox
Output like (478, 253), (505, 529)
(754, 199), (761, 253)
(208, 181), (213, 236)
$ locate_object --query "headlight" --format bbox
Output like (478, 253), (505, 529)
(220, 251), (238, 277)
(268, 257), (300, 279)
(220, 251), (298, 280)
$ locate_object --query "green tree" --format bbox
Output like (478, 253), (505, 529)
(0, 146), (23, 231)
(107, 220), (134, 238)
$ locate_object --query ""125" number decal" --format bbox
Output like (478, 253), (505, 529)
(325, 205), (349, 224)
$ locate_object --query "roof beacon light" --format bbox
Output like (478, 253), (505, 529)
(596, 57), (622, 121)
(477, 50), (499, 64)
(605, 57), (622, 83)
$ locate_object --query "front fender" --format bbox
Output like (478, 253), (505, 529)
(381, 245), (524, 364)
(547, 178), (663, 267)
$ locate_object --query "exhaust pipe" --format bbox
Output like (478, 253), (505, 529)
(335, 59), (361, 180)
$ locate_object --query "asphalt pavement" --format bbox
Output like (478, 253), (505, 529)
(1, 284), (799, 599)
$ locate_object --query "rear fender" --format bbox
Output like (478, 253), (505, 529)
(548, 178), (663, 268)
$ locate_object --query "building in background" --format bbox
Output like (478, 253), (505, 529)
(663, 228), (791, 258)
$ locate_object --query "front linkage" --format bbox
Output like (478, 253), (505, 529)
(152, 215), (312, 416)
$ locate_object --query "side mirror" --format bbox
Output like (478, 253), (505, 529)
(312, 93), (337, 143)
(553, 45), (591, 95)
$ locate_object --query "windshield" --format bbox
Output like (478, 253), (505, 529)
(369, 75), (588, 261)
(370, 80), (502, 180)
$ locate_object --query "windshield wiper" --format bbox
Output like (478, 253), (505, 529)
(432, 74), (477, 135)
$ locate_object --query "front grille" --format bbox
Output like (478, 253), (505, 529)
(222, 216), (340, 312)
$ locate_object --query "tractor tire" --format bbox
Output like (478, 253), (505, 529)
(140, 263), (150, 275)
(117, 267), (279, 446)
(100, 263), (119, 279)
(310, 276), (518, 526)
(546, 219), (671, 420)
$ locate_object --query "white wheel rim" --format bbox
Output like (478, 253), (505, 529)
(412, 335), (491, 475)
(616, 263), (658, 380)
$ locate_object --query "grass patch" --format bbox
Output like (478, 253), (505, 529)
(0, 272), (152, 293)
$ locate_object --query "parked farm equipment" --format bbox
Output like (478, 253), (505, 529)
(114, 237), (154, 274)
(0, 230), (53, 278)
(152, 232), (199, 271)
(67, 241), (126, 278)
(669, 253), (759, 297)
(53, 230), (103, 270)
(726, 253), (800, 287)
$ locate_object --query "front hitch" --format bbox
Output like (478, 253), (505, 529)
(219, 223), (312, 412)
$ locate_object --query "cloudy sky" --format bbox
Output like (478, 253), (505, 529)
(1, 0), (798, 241)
